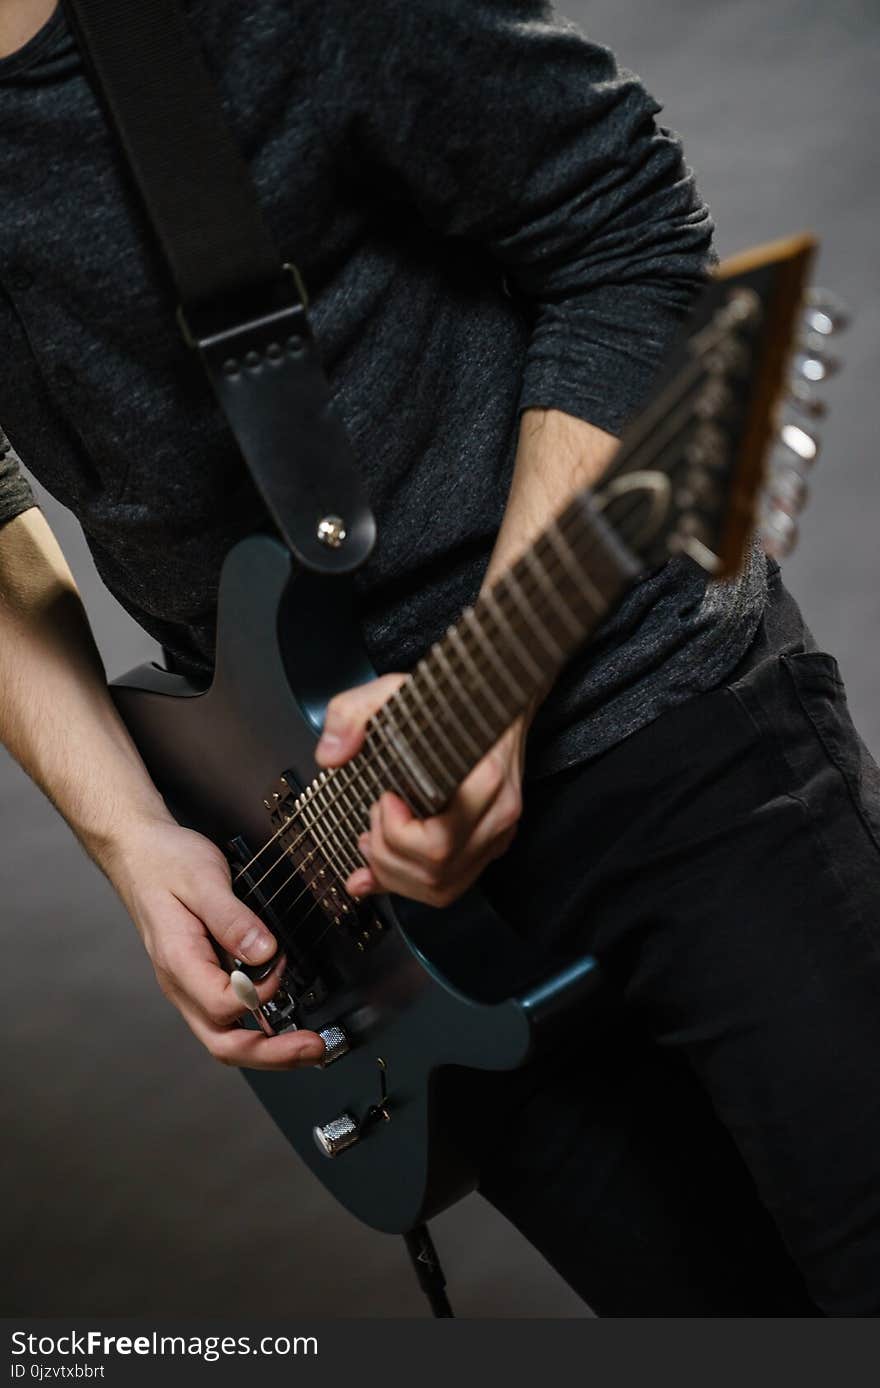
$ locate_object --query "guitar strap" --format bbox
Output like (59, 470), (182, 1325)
(61, 0), (376, 575)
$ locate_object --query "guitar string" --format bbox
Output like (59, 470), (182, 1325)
(240, 475), (670, 925)
(232, 344), (723, 910)
(246, 384), (720, 937)
(229, 314), (733, 892)
(251, 495), (635, 914)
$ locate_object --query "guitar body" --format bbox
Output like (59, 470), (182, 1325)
(112, 534), (602, 1233)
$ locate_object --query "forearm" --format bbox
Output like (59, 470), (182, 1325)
(483, 407), (618, 588)
(0, 509), (172, 867)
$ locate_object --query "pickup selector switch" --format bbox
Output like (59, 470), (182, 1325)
(313, 1113), (359, 1158)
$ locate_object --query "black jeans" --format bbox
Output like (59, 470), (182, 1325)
(477, 568), (880, 1316)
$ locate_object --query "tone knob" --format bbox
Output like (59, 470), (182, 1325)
(317, 1024), (351, 1067)
(313, 1113), (360, 1158)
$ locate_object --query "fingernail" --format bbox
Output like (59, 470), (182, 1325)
(358, 835), (370, 859)
(349, 866), (371, 892)
(316, 732), (342, 761)
(303, 1041), (325, 1063)
(239, 925), (274, 962)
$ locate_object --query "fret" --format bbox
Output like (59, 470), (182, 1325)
(547, 515), (611, 618)
(299, 777), (352, 882)
(481, 588), (546, 685)
(403, 674), (472, 782)
(355, 733), (391, 806)
(463, 606), (526, 708)
(377, 701), (443, 814)
(331, 766), (371, 841)
(364, 721), (416, 809)
(501, 567), (566, 663)
(564, 492), (642, 601)
(394, 683), (461, 794)
(523, 544), (585, 642)
(312, 775), (362, 876)
(447, 624), (510, 725)
(420, 652), (484, 761)
(433, 640), (496, 745)
(354, 738), (388, 808)
(292, 786), (331, 878)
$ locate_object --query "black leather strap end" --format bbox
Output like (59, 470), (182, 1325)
(185, 288), (376, 575)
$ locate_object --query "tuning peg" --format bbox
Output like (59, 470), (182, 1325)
(761, 505), (799, 560)
(800, 329), (841, 357)
(792, 346), (839, 384)
(787, 379), (828, 420)
(803, 289), (850, 337)
(779, 421), (820, 466)
(766, 465), (809, 517)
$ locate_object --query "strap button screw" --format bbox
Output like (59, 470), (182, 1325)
(317, 515), (347, 548)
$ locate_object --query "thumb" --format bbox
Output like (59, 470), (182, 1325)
(316, 673), (407, 767)
(187, 867), (277, 967)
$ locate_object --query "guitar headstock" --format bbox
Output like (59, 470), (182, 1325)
(594, 233), (848, 578)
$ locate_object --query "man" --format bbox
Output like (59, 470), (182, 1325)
(1, 0), (878, 1315)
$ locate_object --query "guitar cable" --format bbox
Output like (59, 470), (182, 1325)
(403, 1224), (454, 1318)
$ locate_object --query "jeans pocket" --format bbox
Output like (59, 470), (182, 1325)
(781, 651), (880, 855)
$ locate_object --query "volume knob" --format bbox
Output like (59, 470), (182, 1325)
(313, 1113), (359, 1158)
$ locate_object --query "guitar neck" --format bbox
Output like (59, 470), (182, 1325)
(355, 492), (641, 817)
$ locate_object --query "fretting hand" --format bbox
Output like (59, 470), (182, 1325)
(315, 674), (527, 908)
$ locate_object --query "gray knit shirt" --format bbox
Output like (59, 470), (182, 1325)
(0, 0), (767, 776)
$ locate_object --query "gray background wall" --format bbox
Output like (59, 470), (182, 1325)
(2, 0), (877, 1318)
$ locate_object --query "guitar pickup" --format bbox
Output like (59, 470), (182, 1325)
(226, 833), (328, 1002)
(264, 772), (388, 954)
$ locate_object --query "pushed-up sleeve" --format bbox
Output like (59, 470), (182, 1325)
(319, 0), (715, 435)
(0, 425), (37, 531)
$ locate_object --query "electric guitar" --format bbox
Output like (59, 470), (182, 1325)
(110, 234), (844, 1233)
